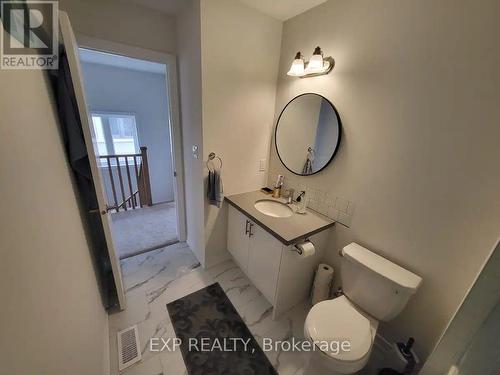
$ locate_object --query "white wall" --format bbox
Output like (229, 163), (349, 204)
(58, 0), (176, 54)
(200, 0), (283, 266)
(176, 0), (206, 264)
(0, 59), (109, 373)
(81, 62), (174, 204)
(267, 0), (500, 360)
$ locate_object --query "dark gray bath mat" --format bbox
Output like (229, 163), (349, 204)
(167, 283), (277, 375)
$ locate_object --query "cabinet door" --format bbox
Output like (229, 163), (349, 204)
(227, 206), (250, 272)
(247, 223), (283, 304)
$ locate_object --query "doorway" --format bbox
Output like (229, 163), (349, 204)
(421, 239), (500, 374)
(77, 42), (186, 261)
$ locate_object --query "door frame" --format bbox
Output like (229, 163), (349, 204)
(76, 35), (187, 242)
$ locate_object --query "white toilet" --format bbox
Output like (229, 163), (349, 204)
(304, 243), (423, 374)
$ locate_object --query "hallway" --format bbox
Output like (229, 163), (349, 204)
(110, 202), (178, 259)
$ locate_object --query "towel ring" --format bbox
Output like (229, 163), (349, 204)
(206, 152), (222, 170)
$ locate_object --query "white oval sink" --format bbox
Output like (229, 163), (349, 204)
(254, 199), (293, 218)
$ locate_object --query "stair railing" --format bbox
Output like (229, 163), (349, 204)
(98, 146), (152, 212)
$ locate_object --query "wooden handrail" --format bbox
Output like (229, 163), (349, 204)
(98, 146), (152, 212)
(101, 152), (141, 158)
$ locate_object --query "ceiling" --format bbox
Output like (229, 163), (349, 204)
(236, 0), (328, 21)
(120, 0), (328, 20)
(79, 48), (166, 74)
(122, 0), (186, 15)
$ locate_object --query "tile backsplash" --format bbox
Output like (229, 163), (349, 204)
(280, 178), (355, 227)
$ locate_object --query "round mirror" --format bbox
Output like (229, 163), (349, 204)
(275, 93), (341, 175)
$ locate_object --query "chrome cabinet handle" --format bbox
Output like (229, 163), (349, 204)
(245, 220), (250, 235)
(249, 222), (254, 237)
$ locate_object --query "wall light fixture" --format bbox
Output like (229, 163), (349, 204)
(287, 46), (334, 78)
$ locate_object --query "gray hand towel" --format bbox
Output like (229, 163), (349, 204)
(302, 157), (313, 174)
(207, 168), (223, 207)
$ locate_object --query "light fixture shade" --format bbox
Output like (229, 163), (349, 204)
(307, 46), (324, 70)
(307, 54), (324, 70)
(287, 52), (305, 76)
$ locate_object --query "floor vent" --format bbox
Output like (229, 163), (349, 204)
(117, 325), (142, 371)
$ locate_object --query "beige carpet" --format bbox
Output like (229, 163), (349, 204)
(110, 202), (178, 259)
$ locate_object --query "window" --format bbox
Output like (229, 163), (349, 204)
(90, 113), (140, 166)
(92, 115), (108, 156)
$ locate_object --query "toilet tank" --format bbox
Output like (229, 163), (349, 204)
(341, 243), (422, 321)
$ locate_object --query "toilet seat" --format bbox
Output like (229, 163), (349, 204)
(305, 296), (374, 363)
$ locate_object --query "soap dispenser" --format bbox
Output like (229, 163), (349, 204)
(296, 190), (307, 214)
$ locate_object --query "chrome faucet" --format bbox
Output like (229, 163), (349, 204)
(296, 190), (307, 213)
(296, 191), (306, 202)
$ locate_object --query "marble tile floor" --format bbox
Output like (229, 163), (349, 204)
(109, 242), (388, 375)
(108, 242), (315, 375)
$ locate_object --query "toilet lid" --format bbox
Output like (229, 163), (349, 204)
(305, 296), (373, 362)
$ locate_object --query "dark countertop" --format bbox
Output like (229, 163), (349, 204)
(225, 190), (335, 246)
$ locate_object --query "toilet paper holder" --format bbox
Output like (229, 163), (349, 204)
(292, 239), (313, 255)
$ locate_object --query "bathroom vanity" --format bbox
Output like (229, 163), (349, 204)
(225, 190), (335, 318)
(224, 92), (342, 318)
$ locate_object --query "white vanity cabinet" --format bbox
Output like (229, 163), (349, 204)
(226, 191), (333, 318)
(227, 206), (283, 304)
(227, 206), (250, 272)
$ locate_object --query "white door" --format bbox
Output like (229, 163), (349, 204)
(227, 206), (250, 272)
(59, 12), (126, 310)
(247, 223), (283, 304)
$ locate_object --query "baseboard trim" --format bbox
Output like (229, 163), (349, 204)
(102, 314), (110, 375)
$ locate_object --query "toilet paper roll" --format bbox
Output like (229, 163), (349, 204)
(311, 263), (334, 305)
(295, 241), (315, 258)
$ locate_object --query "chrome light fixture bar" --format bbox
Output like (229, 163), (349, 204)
(287, 46), (334, 78)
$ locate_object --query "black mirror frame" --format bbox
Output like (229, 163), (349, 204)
(274, 92), (342, 176)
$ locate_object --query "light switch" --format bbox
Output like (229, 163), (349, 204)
(259, 159), (266, 171)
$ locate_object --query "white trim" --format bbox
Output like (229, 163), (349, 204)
(91, 110), (138, 117)
(77, 34), (174, 67)
(76, 34), (187, 242)
(102, 317), (110, 375)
